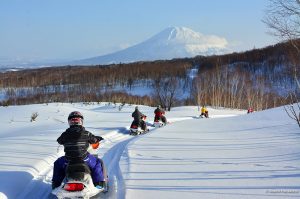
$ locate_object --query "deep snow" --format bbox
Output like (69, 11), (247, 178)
(0, 103), (299, 199)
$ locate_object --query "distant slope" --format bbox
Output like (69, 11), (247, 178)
(73, 26), (229, 65)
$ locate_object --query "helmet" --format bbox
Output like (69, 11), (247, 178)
(68, 111), (84, 126)
(157, 105), (161, 109)
(135, 106), (138, 110)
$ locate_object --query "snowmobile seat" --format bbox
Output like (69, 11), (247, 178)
(66, 162), (91, 181)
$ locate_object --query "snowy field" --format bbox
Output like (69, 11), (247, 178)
(0, 103), (299, 199)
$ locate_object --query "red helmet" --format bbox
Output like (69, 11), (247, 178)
(68, 111), (84, 126)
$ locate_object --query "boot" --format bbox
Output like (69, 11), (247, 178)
(52, 182), (60, 190)
(95, 181), (108, 192)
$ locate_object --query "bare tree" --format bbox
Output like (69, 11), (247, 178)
(263, 0), (300, 40)
(152, 77), (181, 111)
(263, 0), (300, 86)
(191, 76), (206, 109)
(263, 0), (300, 126)
(264, 0), (300, 75)
(284, 93), (300, 127)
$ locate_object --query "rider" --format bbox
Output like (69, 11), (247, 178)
(154, 105), (167, 124)
(247, 107), (253, 114)
(200, 105), (209, 118)
(131, 106), (147, 131)
(51, 111), (105, 189)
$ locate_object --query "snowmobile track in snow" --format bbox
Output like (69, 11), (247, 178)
(17, 117), (192, 199)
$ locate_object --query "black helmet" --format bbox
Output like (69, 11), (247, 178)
(68, 111), (84, 126)
(135, 106), (139, 110)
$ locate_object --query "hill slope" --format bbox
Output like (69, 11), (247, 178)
(0, 103), (299, 199)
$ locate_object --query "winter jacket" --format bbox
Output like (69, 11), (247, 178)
(201, 107), (207, 114)
(57, 126), (102, 162)
(154, 108), (165, 117)
(132, 110), (145, 122)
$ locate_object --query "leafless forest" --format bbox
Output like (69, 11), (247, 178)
(0, 40), (299, 111)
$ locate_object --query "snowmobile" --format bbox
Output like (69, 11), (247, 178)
(130, 115), (148, 136)
(199, 111), (209, 118)
(51, 142), (108, 199)
(153, 118), (165, 128)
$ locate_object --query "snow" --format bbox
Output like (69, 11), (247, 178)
(0, 103), (300, 199)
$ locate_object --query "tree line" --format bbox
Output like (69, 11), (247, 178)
(0, 40), (298, 111)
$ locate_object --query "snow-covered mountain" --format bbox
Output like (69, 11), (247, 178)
(74, 26), (229, 65)
(0, 27), (229, 69)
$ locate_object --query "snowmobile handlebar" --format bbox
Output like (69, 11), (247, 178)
(96, 136), (104, 141)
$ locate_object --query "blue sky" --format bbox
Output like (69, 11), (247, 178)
(0, 0), (278, 62)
